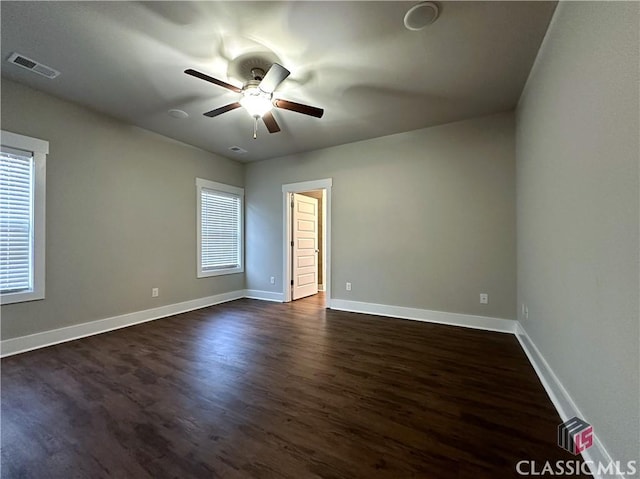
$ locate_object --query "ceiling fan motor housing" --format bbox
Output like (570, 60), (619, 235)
(228, 53), (280, 83)
(250, 67), (266, 81)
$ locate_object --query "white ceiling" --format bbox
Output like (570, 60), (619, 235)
(1, 1), (556, 162)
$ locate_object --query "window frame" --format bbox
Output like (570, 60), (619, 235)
(196, 178), (244, 278)
(0, 130), (48, 305)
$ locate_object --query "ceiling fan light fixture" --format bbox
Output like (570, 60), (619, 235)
(240, 86), (273, 117)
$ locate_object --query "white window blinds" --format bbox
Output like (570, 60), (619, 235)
(200, 188), (241, 272)
(0, 146), (34, 294)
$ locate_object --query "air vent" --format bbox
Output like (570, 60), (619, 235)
(228, 146), (247, 154)
(7, 52), (60, 79)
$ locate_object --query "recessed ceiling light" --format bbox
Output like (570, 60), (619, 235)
(168, 109), (189, 119)
(404, 2), (440, 31)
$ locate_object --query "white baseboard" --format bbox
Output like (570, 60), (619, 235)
(243, 289), (284, 302)
(318, 284), (325, 292)
(515, 323), (620, 479)
(330, 298), (516, 333)
(0, 290), (245, 358)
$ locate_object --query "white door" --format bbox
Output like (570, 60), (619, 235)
(292, 193), (318, 300)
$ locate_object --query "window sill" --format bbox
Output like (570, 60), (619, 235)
(1, 290), (45, 305)
(197, 267), (244, 278)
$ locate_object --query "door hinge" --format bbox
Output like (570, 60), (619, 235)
(291, 200), (294, 208)
(291, 240), (294, 247)
(291, 280), (294, 286)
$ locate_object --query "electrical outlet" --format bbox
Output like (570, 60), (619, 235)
(270, 276), (275, 285)
(152, 288), (159, 298)
(480, 293), (488, 304)
(346, 282), (352, 291)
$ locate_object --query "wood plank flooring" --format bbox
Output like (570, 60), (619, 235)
(1, 294), (589, 478)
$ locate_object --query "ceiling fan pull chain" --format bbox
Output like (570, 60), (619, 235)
(253, 116), (258, 139)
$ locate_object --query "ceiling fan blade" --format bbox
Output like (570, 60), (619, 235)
(262, 111), (281, 133)
(203, 102), (241, 117)
(185, 69), (242, 93)
(259, 63), (290, 94)
(274, 99), (324, 118)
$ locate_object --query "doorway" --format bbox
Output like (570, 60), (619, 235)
(282, 179), (332, 306)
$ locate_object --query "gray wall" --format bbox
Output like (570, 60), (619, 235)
(246, 112), (517, 320)
(1, 79), (245, 340)
(516, 1), (639, 465)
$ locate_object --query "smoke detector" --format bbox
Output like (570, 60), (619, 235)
(404, 2), (440, 31)
(168, 109), (189, 119)
(7, 52), (60, 79)
(228, 146), (247, 154)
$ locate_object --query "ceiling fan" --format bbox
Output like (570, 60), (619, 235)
(185, 63), (324, 139)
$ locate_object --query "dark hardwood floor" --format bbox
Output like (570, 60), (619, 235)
(2, 294), (588, 478)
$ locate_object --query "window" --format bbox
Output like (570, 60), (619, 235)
(196, 178), (244, 277)
(0, 131), (48, 305)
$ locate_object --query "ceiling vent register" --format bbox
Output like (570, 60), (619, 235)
(7, 52), (60, 79)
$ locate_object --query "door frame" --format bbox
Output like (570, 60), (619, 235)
(282, 178), (332, 305)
